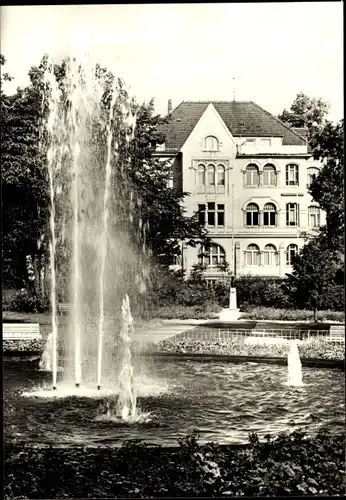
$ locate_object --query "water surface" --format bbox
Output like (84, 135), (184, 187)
(4, 360), (344, 447)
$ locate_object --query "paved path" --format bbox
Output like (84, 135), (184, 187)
(133, 319), (207, 345)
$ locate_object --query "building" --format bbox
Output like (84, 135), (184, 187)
(155, 100), (324, 280)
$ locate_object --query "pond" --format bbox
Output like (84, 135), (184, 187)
(4, 359), (344, 447)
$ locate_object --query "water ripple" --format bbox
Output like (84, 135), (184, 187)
(3, 360), (344, 447)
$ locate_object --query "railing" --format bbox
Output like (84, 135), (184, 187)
(172, 328), (345, 343)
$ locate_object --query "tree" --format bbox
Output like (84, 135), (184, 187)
(287, 230), (344, 320)
(278, 92), (329, 133)
(309, 119), (344, 250)
(1, 55), (50, 293)
(1, 55), (208, 301)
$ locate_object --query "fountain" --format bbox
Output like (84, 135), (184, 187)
(287, 340), (303, 386)
(41, 55), (143, 419)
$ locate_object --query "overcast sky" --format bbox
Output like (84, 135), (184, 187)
(1, 3), (343, 121)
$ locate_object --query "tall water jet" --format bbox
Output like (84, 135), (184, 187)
(97, 86), (117, 391)
(116, 294), (137, 420)
(287, 340), (303, 386)
(44, 64), (62, 390)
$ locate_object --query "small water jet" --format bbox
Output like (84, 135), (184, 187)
(287, 340), (303, 386)
(39, 333), (64, 373)
(116, 294), (137, 421)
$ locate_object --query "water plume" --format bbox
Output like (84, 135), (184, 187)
(287, 340), (303, 386)
(40, 54), (146, 419)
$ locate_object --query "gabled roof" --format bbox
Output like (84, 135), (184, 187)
(159, 101), (307, 150)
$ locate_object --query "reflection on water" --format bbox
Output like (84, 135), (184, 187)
(4, 360), (344, 447)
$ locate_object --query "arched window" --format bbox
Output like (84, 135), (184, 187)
(286, 164), (299, 185)
(207, 164), (215, 185)
(308, 206), (320, 228)
(262, 164), (277, 186)
(245, 164), (259, 186)
(246, 203), (259, 226)
(264, 244), (278, 266)
(198, 243), (226, 267)
(286, 244), (298, 265)
(204, 135), (219, 151)
(197, 164), (206, 186)
(217, 164), (225, 186)
(263, 203), (277, 226)
(246, 244), (260, 266)
(307, 167), (319, 186)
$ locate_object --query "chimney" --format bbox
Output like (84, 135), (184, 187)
(168, 99), (172, 115)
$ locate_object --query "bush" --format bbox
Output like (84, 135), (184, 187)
(4, 290), (50, 313)
(4, 430), (345, 498)
(3, 338), (45, 353)
(151, 337), (345, 360)
(150, 304), (220, 320)
(235, 276), (293, 309)
(242, 307), (345, 322)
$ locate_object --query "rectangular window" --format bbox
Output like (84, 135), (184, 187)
(286, 165), (299, 186)
(286, 203), (299, 226)
(207, 203), (215, 226)
(260, 139), (271, 147)
(198, 204), (205, 225)
(199, 203), (226, 228)
(217, 204), (225, 226)
(246, 139), (256, 146)
(208, 211), (215, 226)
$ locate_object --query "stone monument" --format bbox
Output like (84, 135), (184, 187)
(219, 275), (241, 321)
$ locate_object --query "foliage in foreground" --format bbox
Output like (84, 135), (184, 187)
(4, 430), (345, 498)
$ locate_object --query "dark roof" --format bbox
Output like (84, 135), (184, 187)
(292, 127), (308, 138)
(160, 101), (306, 149)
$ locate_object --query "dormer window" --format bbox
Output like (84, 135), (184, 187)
(204, 135), (219, 151)
(260, 138), (271, 147)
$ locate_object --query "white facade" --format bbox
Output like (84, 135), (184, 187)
(159, 103), (324, 279)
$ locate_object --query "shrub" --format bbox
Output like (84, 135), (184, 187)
(4, 430), (345, 498)
(3, 338), (46, 353)
(151, 337), (345, 360)
(5, 290), (50, 313)
(235, 275), (293, 309)
(242, 307), (345, 322)
(150, 304), (220, 320)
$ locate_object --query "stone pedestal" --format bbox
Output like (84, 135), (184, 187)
(219, 287), (241, 321)
(229, 287), (237, 309)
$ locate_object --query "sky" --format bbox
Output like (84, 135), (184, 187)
(1, 3), (343, 121)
